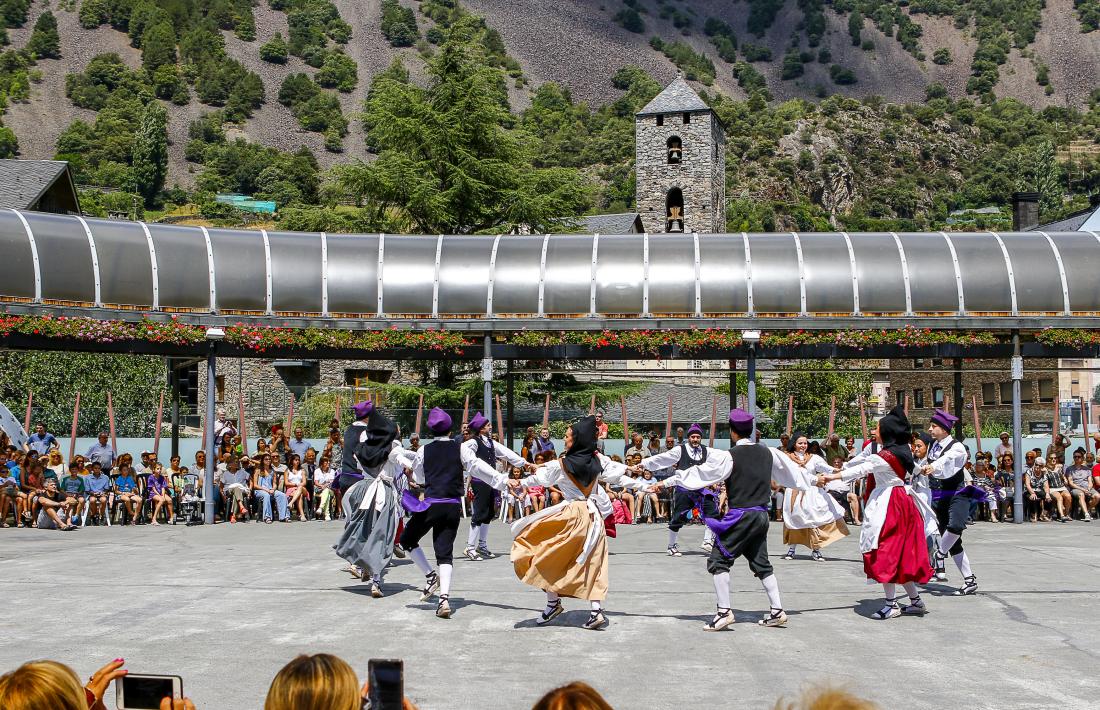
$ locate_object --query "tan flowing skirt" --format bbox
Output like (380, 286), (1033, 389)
(511, 500), (608, 601)
(783, 518), (849, 549)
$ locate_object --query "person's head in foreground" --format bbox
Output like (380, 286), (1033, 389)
(773, 685), (878, 710)
(265, 654), (417, 710)
(531, 681), (613, 710)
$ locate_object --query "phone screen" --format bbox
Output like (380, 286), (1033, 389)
(120, 675), (176, 709)
(368, 659), (403, 710)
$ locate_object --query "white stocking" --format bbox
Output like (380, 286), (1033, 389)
(712, 572), (731, 609)
(883, 583), (897, 602)
(409, 547), (432, 575)
(478, 523), (490, 545)
(668, 529), (679, 547)
(466, 524), (480, 548)
(953, 551), (973, 577)
(939, 531), (960, 554)
(545, 590), (559, 612)
(902, 582), (920, 600)
(590, 600), (602, 611)
(439, 563), (453, 596)
(703, 526), (715, 545)
(761, 574), (782, 610)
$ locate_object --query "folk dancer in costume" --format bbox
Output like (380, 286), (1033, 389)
(484, 416), (650, 630)
(333, 402), (414, 598)
(646, 409), (812, 631)
(400, 408), (508, 619)
(909, 432), (941, 564)
(921, 408), (983, 594)
(780, 433), (849, 562)
(462, 412), (531, 561)
(635, 424), (718, 556)
(816, 405), (937, 620)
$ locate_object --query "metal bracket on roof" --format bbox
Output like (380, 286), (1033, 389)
(987, 232), (1017, 315)
(642, 232), (651, 317)
(198, 226), (216, 312)
(589, 233), (600, 317)
(75, 215), (102, 308)
(486, 234), (502, 317)
(376, 233), (386, 317)
(260, 229), (272, 315)
(537, 233), (550, 317)
(840, 231), (859, 315)
(11, 209), (41, 303)
(742, 231), (754, 316)
(431, 235), (443, 319)
(791, 231), (807, 316)
(889, 232), (913, 316)
(320, 231), (329, 317)
(1038, 231), (1070, 315)
(692, 231), (701, 317)
(939, 232), (965, 315)
(138, 222), (159, 311)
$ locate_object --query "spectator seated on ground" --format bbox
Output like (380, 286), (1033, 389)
(113, 463), (141, 524)
(84, 462), (112, 526)
(1064, 447), (1098, 520)
(59, 462), (87, 523)
(35, 479), (75, 531)
(146, 464), (174, 525)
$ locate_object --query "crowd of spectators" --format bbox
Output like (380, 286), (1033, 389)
(3, 417), (1099, 530)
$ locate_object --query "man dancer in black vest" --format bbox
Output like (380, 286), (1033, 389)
(920, 408), (979, 595)
(401, 408), (506, 618)
(637, 424), (718, 556)
(461, 412), (529, 561)
(647, 409), (808, 630)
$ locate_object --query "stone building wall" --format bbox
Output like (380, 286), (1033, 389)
(636, 109), (725, 234)
(887, 357), (1060, 432)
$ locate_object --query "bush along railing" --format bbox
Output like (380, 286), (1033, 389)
(222, 325), (473, 353)
(0, 315), (206, 345)
(1035, 328), (1100, 348)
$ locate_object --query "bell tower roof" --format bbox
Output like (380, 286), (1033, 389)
(636, 75), (710, 117)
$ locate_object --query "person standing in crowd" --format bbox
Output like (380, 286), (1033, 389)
(779, 434), (849, 562)
(213, 408), (237, 448)
(822, 434), (848, 464)
(85, 432), (115, 471)
(675, 426), (686, 445)
(534, 427), (556, 458)
(289, 427), (311, 461)
(816, 405), (935, 620)
(407, 432), (420, 452)
(461, 412), (529, 561)
(520, 428), (538, 463)
(25, 423), (57, 456)
(1047, 431), (1071, 464)
(323, 428), (343, 469)
(270, 423), (289, 462)
(993, 431), (1012, 460)
(921, 409), (980, 595)
(594, 410), (608, 452)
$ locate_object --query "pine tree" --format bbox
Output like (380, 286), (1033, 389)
(848, 11), (863, 47)
(141, 22), (177, 73)
(27, 10), (61, 59)
(131, 101), (168, 205)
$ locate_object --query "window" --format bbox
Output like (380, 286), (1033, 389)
(932, 358), (943, 368)
(913, 358), (924, 368)
(344, 369), (393, 386)
(982, 383), (996, 406)
(714, 144), (718, 160)
(914, 389), (925, 408)
(1038, 379), (1055, 403)
(667, 136), (682, 164)
(656, 114), (664, 126)
(215, 375), (225, 403)
(683, 112), (691, 124)
(1000, 381), (1015, 404)
(896, 389), (905, 406)
(932, 388), (944, 408)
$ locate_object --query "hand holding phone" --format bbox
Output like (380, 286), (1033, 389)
(115, 673), (183, 710)
(367, 659), (403, 710)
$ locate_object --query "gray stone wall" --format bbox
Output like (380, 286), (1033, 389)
(635, 109), (726, 234)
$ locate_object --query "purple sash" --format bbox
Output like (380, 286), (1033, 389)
(401, 490), (461, 513)
(932, 485), (990, 503)
(703, 505), (768, 559)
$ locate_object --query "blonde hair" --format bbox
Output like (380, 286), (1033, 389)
(0, 660), (87, 710)
(532, 682), (613, 710)
(774, 686), (878, 710)
(264, 654), (359, 710)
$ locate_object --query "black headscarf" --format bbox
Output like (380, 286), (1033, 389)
(354, 410), (399, 470)
(560, 415), (603, 488)
(877, 405), (915, 474)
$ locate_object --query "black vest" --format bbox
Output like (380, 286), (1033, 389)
(423, 439), (464, 499)
(677, 443), (707, 470)
(341, 423), (365, 473)
(726, 443), (775, 509)
(474, 436), (495, 466)
(928, 438), (965, 491)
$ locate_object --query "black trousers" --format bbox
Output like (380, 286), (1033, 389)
(471, 479), (496, 526)
(933, 494), (970, 554)
(669, 489), (719, 532)
(400, 502), (462, 566)
(705, 510), (773, 579)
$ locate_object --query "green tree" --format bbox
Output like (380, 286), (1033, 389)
(848, 10), (862, 46)
(1032, 140), (1061, 216)
(141, 21), (177, 73)
(767, 362), (873, 438)
(380, 0), (417, 47)
(27, 10), (61, 60)
(259, 32), (289, 63)
(131, 100), (168, 205)
(0, 125), (18, 157)
(315, 50), (357, 92)
(338, 16), (591, 233)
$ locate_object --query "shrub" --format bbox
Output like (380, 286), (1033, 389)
(933, 48), (951, 65)
(781, 50), (803, 80)
(260, 33), (289, 63)
(315, 50), (357, 92)
(27, 10), (61, 59)
(380, 0), (418, 46)
(742, 43), (772, 62)
(829, 64), (857, 85)
(614, 8), (645, 33)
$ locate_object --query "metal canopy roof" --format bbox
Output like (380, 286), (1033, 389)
(2, 210), (1099, 330)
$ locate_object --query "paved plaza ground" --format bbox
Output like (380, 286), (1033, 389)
(2, 518), (1097, 709)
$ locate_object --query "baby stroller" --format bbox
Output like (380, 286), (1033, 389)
(175, 473), (205, 525)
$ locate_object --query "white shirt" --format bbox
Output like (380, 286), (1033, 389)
(925, 435), (968, 480)
(639, 443), (704, 473)
(661, 438), (808, 491)
(459, 436), (525, 478)
(411, 436), (503, 487)
(313, 467), (335, 488)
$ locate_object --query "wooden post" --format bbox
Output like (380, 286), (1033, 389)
(588, 395), (596, 416)
(68, 392), (80, 462)
(709, 395), (717, 447)
(542, 393), (550, 429)
(286, 393), (295, 434)
(904, 394), (910, 417)
(23, 391), (32, 433)
(495, 394), (504, 440)
(1052, 396), (1060, 450)
(414, 394), (424, 436)
(620, 396), (629, 443)
(152, 391), (165, 456)
(665, 393), (673, 438)
(461, 394), (470, 429)
(106, 392), (117, 455)
(334, 393), (341, 424)
(239, 392), (249, 456)
(971, 395), (982, 456)
(1083, 398), (1091, 454)
(785, 395), (794, 437)
(827, 396), (836, 440)
(859, 395), (868, 443)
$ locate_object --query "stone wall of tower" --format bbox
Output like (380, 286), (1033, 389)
(635, 110), (725, 234)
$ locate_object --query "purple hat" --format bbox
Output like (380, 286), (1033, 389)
(352, 400), (374, 419)
(686, 424), (704, 437)
(468, 412), (489, 432)
(426, 407), (452, 435)
(728, 408), (754, 435)
(929, 408), (958, 432)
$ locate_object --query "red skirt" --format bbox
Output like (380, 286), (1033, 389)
(863, 487), (933, 584)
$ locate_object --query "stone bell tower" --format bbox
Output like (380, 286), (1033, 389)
(635, 75), (726, 233)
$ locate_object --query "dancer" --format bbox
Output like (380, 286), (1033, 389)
(909, 431), (941, 570)
(635, 424), (718, 556)
(333, 401), (413, 598)
(400, 408), (507, 619)
(462, 412), (529, 561)
(815, 405), (936, 620)
(647, 409), (812, 631)
(921, 409), (980, 594)
(484, 416), (650, 630)
(780, 433), (849, 562)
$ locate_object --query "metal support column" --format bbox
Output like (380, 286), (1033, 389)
(482, 336), (493, 426)
(506, 359), (515, 449)
(729, 358), (737, 410)
(747, 346), (757, 439)
(204, 348), (217, 525)
(169, 360), (180, 460)
(953, 359), (964, 442)
(1011, 332), (1024, 524)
